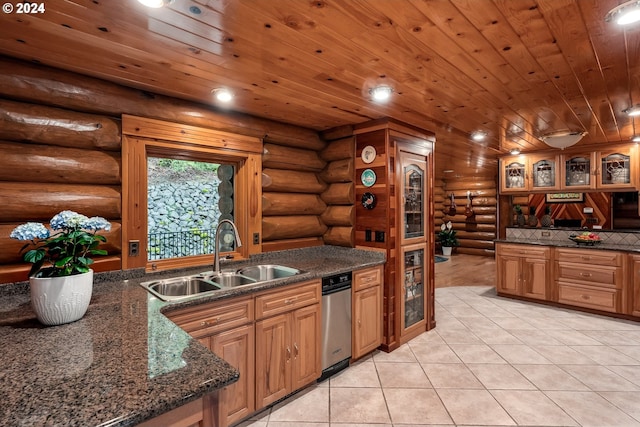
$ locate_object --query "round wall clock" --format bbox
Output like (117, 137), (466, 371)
(361, 145), (376, 164)
(361, 169), (376, 187)
(361, 192), (377, 209)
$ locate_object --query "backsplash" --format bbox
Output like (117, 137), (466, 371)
(506, 227), (640, 246)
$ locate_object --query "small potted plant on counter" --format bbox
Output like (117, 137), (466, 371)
(438, 221), (458, 256)
(514, 204), (525, 227)
(10, 210), (111, 326)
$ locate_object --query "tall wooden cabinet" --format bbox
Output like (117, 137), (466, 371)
(354, 119), (435, 351)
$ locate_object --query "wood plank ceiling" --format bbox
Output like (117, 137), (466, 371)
(0, 0), (638, 179)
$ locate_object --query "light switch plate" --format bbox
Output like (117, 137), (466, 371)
(583, 207), (593, 214)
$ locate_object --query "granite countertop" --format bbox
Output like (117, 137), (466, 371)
(0, 246), (385, 427)
(496, 238), (640, 253)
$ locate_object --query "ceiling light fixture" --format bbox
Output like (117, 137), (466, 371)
(137, 0), (173, 7)
(212, 88), (233, 102)
(510, 148), (521, 155)
(633, 135), (640, 142)
(369, 86), (393, 102)
(539, 130), (587, 149)
(623, 105), (640, 116)
(471, 131), (486, 141)
(605, 0), (640, 25)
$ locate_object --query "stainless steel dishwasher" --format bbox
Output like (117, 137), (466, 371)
(319, 271), (352, 381)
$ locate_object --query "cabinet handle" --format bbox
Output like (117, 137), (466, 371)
(358, 319), (362, 327)
(286, 346), (291, 361)
(200, 317), (220, 327)
(294, 343), (299, 359)
(580, 272), (592, 277)
(284, 298), (296, 304)
(581, 294), (591, 300)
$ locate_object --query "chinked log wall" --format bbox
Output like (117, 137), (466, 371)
(438, 178), (497, 257)
(0, 57), (333, 283)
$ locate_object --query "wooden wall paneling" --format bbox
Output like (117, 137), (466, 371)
(0, 142), (121, 184)
(262, 169), (327, 193)
(121, 135), (147, 270)
(262, 143), (326, 172)
(319, 158), (354, 183)
(0, 58), (324, 150)
(321, 183), (355, 205)
(0, 99), (122, 151)
(527, 192), (611, 229)
(323, 226), (354, 247)
(320, 136), (355, 161)
(0, 182), (121, 223)
(442, 178), (497, 257)
(321, 206), (355, 227)
(262, 193), (327, 216)
(261, 238), (324, 253)
(262, 216), (328, 241)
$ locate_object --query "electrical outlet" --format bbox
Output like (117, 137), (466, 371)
(128, 240), (140, 257)
(375, 231), (385, 242)
(365, 229), (372, 242)
(253, 232), (260, 245)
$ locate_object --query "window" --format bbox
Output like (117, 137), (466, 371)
(122, 115), (262, 272)
(147, 158), (236, 261)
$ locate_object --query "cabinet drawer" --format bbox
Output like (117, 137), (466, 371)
(556, 248), (622, 266)
(354, 266), (382, 291)
(255, 280), (321, 320)
(558, 283), (620, 313)
(497, 244), (549, 259)
(167, 297), (254, 336)
(556, 263), (622, 289)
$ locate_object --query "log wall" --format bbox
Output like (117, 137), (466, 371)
(319, 134), (356, 247)
(0, 57), (328, 283)
(439, 178), (497, 257)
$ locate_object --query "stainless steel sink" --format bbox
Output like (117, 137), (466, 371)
(201, 272), (257, 288)
(235, 264), (301, 281)
(141, 276), (222, 301)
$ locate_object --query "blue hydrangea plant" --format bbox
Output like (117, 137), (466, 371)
(10, 210), (111, 278)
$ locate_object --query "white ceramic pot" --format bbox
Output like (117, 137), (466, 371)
(29, 269), (93, 326)
(442, 246), (453, 256)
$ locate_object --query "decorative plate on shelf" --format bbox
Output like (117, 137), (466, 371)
(361, 169), (377, 187)
(361, 192), (376, 209)
(361, 145), (376, 164)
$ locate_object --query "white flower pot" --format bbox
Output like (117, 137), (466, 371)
(29, 270), (93, 326)
(442, 246), (453, 256)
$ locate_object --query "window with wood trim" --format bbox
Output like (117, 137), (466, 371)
(122, 115), (262, 272)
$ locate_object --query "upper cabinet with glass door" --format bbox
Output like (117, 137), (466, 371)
(596, 146), (637, 190)
(562, 152), (595, 190)
(400, 151), (427, 245)
(499, 154), (559, 193)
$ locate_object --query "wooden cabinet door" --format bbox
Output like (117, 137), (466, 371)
(561, 152), (596, 190)
(522, 257), (548, 300)
(291, 304), (321, 391)
(630, 255), (640, 317)
(529, 154), (559, 191)
(496, 254), (521, 295)
(353, 285), (382, 359)
(596, 146), (637, 190)
(255, 314), (290, 408)
(211, 324), (255, 427)
(500, 156), (528, 193)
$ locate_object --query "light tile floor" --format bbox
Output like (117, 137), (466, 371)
(238, 286), (640, 426)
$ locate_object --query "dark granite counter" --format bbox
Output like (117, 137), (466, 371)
(0, 246), (385, 427)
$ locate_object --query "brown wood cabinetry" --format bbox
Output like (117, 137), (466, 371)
(167, 297), (254, 427)
(354, 119), (435, 351)
(137, 397), (205, 427)
(556, 248), (625, 313)
(352, 266), (383, 360)
(499, 144), (638, 194)
(630, 254), (640, 317)
(255, 280), (321, 408)
(496, 243), (550, 300)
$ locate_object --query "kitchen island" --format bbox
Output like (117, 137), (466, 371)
(496, 227), (640, 319)
(0, 246), (385, 427)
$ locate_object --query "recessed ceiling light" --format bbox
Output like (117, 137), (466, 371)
(633, 135), (640, 142)
(471, 131), (486, 141)
(137, 0), (173, 7)
(510, 148), (521, 155)
(212, 88), (233, 102)
(623, 105), (640, 116)
(369, 86), (393, 102)
(605, 1), (640, 25)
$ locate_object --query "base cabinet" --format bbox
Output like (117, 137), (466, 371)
(254, 281), (321, 409)
(496, 244), (549, 300)
(631, 255), (640, 317)
(352, 266), (383, 360)
(137, 398), (205, 427)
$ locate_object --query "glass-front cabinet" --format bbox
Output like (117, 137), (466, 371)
(500, 154), (559, 193)
(400, 151), (427, 245)
(562, 153), (594, 190)
(500, 156), (526, 192)
(400, 244), (426, 333)
(530, 154), (558, 190)
(597, 147), (636, 190)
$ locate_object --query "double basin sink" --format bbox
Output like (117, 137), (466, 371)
(140, 264), (302, 301)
